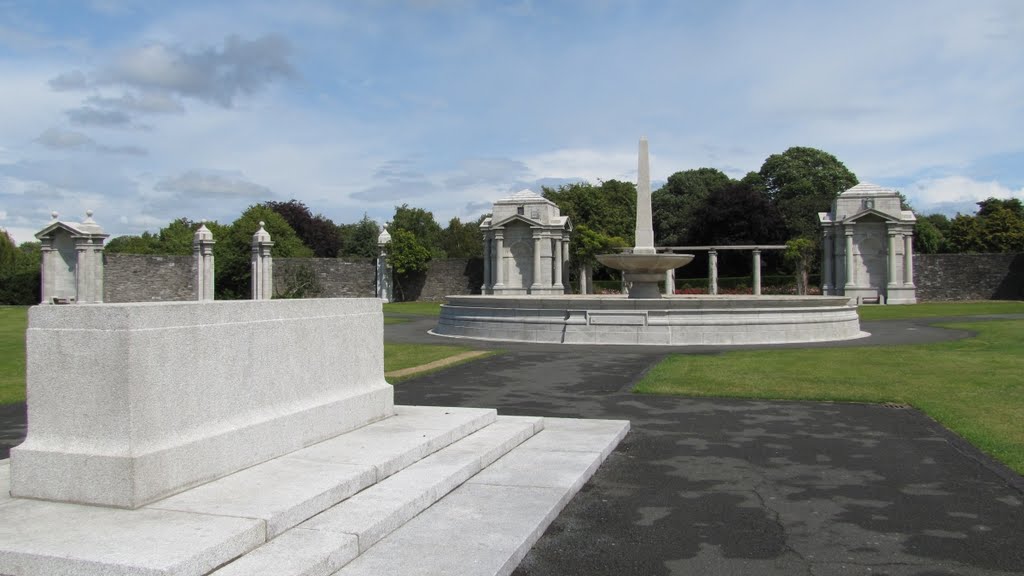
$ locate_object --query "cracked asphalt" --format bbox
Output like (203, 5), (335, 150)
(387, 314), (1024, 575)
(1, 313), (1022, 575)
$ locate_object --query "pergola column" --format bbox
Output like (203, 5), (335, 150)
(844, 228), (856, 289)
(752, 249), (762, 296)
(708, 249), (719, 295)
(903, 232), (915, 287)
(887, 229), (899, 288)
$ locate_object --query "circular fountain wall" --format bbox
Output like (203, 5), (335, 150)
(431, 294), (866, 346)
(430, 293), (864, 342)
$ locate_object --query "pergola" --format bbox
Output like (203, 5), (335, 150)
(658, 245), (789, 295)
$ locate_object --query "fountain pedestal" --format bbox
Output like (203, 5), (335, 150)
(595, 253), (694, 299)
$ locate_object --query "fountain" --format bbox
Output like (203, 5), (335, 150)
(596, 137), (693, 298)
(431, 139), (866, 346)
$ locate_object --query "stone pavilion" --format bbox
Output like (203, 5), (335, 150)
(479, 190), (572, 295)
(819, 183), (917, 304)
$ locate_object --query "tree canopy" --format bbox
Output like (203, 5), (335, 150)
(440, 217), (483, 259)
(759, 147), (858, 240)
(264, 199), (341, 258)
(338, 214), (380, 258)
(214, 206), (313, 299)
(652, 168), (734, 246)
(688, 181), (787, 246)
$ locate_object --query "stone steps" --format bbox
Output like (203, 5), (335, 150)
(0, 408), (629, 576)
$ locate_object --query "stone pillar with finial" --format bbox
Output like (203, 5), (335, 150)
(251, 222), (274, 300)
(193, 220), (216, 300)
(377, 226), (393, 302)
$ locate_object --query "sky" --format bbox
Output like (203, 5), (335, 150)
(1, 0), (1022, 244)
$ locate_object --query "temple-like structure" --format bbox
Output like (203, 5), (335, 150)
(479, 190), (572, 295)
(35, 211), (108, 304)
(819, 183), (917, 304)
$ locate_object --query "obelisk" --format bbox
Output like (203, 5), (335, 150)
(634, 137), (656, 254)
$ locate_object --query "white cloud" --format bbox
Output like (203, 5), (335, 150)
(36, 127), (94, 150)
(100, 35), (294, 107)
(909, 175), (1024, 214)
(154, 170), (272, 199)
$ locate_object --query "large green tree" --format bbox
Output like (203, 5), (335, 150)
(543, 180), (637, 289)
(440, 217), (482, 259)
(652, 168), (734, 246)
(688, 181), (787, 246)
(264, 199), (341, 258)
(543, 180), (636, 242)
(390, 204), (445, 259)
(0, 231), (41, 304)
(944, 198), (1024, 253)
(215, 205), (313, 299)
(759, 147), (858, 240)
(338, 214), (380, 258)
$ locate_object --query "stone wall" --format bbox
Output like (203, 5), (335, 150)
(914, 253), (1024, 301)
(273, 257), (376, 298)
(104, 253), (196, 302)
(395, 258), (483, 302)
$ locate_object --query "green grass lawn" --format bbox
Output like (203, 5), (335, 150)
(858, 300), (1024, 321)
(382, 302), (442, 316)
(636, 318), (1024, 474)
(383, 342), (478, 373)
(0, 307), (28, 404)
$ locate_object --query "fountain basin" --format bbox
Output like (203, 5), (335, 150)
(595, 253), (694, 273)
(595, 253), (695, 298)
(431, 294), (867, 346)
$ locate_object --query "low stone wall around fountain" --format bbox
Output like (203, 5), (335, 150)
(432, 295), (866, 346)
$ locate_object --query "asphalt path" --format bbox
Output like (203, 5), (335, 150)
(2, 314), (1023, 574)
(387, 314), (1024, 575)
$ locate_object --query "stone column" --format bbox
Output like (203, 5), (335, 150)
(844, 228), (856, 289)
(92, 238), (105, 303)
(752, 249), (762, 296)
(709, 249), (719, 295)
(251, 222), (274, 300)
(562, 235), (571, 293)
(903, 232), (915, 287)
(531, 231), (544, 291)
(821, 231), (833, 295)
(482, 233), (492, 293)
(193, 222), (216, 301)
(74, 240), (90, 303)
(39, 237), (54, 304)
(493, 231), (504, 289)
(887, 229), (899, 288)
(664, 268), (675, 296)
(552, 237), (563, 290)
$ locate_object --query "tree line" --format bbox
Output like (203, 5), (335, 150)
(2, 145), (1022, 303)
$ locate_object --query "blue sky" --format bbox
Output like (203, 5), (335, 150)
(1, 0), (1022, 244)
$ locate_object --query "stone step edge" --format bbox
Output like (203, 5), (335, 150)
(207, 415), (545, 576)
(206, 416), (622, 573)
(332, 418), (631, 576)
(147, 406), (498, 542)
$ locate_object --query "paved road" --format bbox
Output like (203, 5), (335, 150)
(387, 315), (1024, 575)
(2, 314), (1022, 574)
